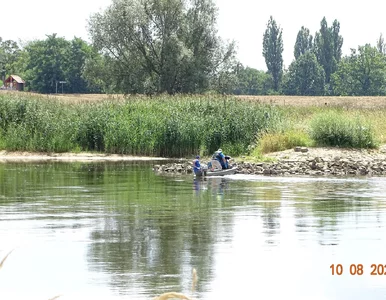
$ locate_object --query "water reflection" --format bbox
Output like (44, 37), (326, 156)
(193, 177), (229, 198)
(1, 164), (386, 299)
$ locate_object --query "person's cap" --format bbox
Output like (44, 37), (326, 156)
(196, 155), (200, 159)
(218, 149), (222, 152)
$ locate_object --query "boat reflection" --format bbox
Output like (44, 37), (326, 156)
(193, 177), (229, 197)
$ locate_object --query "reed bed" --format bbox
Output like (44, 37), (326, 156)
(1, 93), (385, 157)
(0, 93), (281, 157)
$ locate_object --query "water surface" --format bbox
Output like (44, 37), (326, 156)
(0, 162), (386, 300)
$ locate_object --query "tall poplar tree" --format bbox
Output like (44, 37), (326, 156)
(262, 16), (283, 91)
(294, 26), (313, 59)
(314, 17), (343, 85)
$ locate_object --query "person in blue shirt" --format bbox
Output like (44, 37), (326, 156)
(214, 149), (228, 169)
(192, 155), (202, 175)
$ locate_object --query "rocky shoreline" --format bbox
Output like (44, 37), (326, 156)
(153, 146), (386, 177)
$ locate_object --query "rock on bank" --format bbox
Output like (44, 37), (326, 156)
(153, 146), (386, 177)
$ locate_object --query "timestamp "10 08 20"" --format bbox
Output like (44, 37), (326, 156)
(330, 264), (386, 276)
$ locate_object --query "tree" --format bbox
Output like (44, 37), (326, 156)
(88, 0), (235, 95)
(0, 38), (21, 81)
(22, 34), (94, 93)
(64, 37), (93, 93)
(283, 52), (325, 95)
(294, 26), (313, 59)
(262, 16), (283, 92)
(83, 51), (115, 93)
(331, 44), (386, 96)
(232, 65), (272, 95)
(24, 34), (68, 93)
(376, 33), (386, 54)
(314, 17), (343, 85)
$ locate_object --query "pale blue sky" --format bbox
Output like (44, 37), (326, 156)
(1, 0), (385, 70)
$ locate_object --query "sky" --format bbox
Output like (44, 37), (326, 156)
(1, 0), (385, 71)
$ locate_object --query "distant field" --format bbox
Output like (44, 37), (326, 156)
(43, 94), (386, 109)
(3, 90), (386, 108)
(236, 95), (386, 109)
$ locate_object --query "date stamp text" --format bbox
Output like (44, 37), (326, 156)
(330, 264), (386, 276)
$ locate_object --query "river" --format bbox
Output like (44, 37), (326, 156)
(0, 161), (386, 300)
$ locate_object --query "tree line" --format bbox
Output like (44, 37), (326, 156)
(1, 0), (386, 96)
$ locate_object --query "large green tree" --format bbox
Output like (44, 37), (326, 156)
(0, 38), (21, 81)
(24, 34), (68, 93)
(331, 44), (386, 96)
(314, 17), (343, 86)
(232, 65), (272, 95)
(88, 0), (235, 95)
(64, 38), (93, 93)
(294, 26), (313, 59)
(262, 16), (283, 92)
(22, 34), (93, 93)
(283, 52), (325, 95)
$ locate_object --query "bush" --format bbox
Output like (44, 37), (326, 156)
(254, 130), (312, 155)
(310, 111), (377, 148)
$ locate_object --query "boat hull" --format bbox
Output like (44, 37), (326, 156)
(195, 167), (237, 177)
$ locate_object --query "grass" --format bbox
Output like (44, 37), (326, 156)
(254, 130), (313, 155)
(1, 92), (386, 159)
(310, 110), (378, 148)
(0, 93), (283, 157)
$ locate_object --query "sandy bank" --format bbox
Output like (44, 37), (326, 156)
(0, 150), (169, 163)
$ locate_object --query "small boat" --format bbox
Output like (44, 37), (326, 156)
(194, 166), (238, 177)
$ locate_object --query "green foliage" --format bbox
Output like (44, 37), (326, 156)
(0, 38), (21, 79)
(233, 65), (273, 95)
(0, 96), (78, 152)
(294, 26), (313, 59)
(283, 52), (325, 95)
(310, 111), (377, 148)
(88, 0), (236, 95)
(0, 93), (283, 157)
(314, 17), (343, 85)
(83, 52), (116, 93)
(253, 130), (312, 155)
(263, 16), (283, 91)
(331, 44), (386, 96)
(376, 33), (386, 55)
(21, 34), (94, 94)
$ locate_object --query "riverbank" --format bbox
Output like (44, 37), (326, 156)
(0, 150), (169, 163)
(2, 146), (386, 177)
(153, 145), (386, 176)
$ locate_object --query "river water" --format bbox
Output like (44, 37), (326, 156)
(0, 162), (386, 300)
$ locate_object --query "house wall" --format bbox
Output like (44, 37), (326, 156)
(4, 78), (24, 91)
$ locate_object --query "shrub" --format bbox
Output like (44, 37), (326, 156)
(254, 130), (312, 154)
(310, 111), (377, 148)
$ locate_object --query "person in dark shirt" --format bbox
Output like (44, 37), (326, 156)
(214, 149), (228, 169)
(192, 155), (202, 174)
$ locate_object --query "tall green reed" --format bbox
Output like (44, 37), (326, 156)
(0, 93), (282, 157)
(310, 110), (378, 148)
